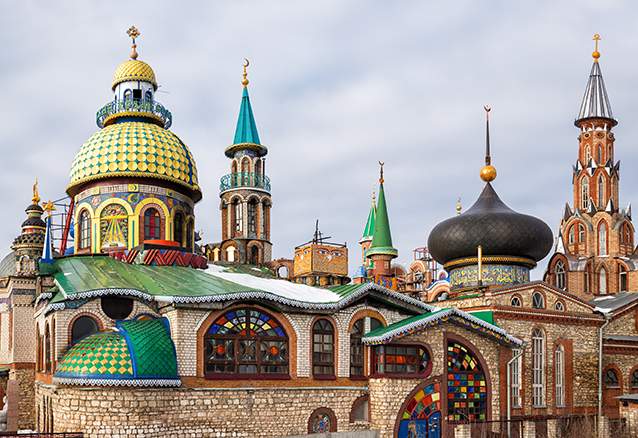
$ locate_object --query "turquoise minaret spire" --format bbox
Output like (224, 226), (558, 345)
(218, 59), (272, 265)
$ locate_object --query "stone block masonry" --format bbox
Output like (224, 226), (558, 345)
(36, 383), (367, 438)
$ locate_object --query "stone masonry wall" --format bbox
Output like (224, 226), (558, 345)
(12, 368), (34, 430)
(36, 383), (367, 438)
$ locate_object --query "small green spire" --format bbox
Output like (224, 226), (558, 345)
(360, 191), (376, 242)
(233, 86), (261, 145)
(367, 163), (398, 259)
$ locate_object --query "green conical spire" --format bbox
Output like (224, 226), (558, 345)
(360, 191), (376, 243)
(367, 164), (398, 259)
(233, 86), (261, 145)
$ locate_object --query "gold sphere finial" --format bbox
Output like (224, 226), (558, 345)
(32, 178), (40, 205)
(127, 26), (141, 60)
(455, 197), (462, 215)
(480, 165), (497, 182)
(242, 58), (250, 87)
(592, 33), (601, 62)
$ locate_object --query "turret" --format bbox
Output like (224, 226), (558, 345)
(218, 60), (272, 265)
(366, 162), (398, 279)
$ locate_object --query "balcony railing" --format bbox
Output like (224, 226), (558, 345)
(220, 172), (271, 193)
(96, 98), (173, 128)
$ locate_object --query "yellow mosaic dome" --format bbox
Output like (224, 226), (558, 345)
(112, 60), (157, 90)
(67, 121), (200, 199)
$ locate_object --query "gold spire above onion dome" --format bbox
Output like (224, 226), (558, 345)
(66, 121), (201, 200)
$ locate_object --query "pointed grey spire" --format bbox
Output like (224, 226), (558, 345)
(576, 61), (616, 126)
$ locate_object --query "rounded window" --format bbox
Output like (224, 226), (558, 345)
(510, 296), (522, 307)
(70, 316), (99, 345)
(308, 407), (337, 433)
(532, 292), (545, 309)
(100, 296), (134, 320)
(554, 301), (565, 312)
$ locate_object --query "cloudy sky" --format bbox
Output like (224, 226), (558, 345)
(1, 1), (638, 279)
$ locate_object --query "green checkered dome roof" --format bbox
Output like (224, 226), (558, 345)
(54, 317), (179, 387)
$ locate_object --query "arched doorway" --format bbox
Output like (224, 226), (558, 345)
(396, 381), (441, 438)
(446, 340), (488, 422)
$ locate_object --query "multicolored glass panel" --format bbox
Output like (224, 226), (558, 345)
(447, 342), (487, 422)
(402, 383), (441, 420)
(205, 308), (288, 377)
(373, 345), (430, 375)
(207, 309), (286, 337)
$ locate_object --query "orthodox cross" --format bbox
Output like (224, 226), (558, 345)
(127, 25), (140, 60)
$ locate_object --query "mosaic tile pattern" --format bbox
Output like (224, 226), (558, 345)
(68, 122), (198, 192)
(447, 342), (487, 422)
(55, 332), (133, 378)
(112, 60), (157, 89)
(118, 317), (177, 378)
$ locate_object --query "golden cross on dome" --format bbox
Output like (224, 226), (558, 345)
(378, 161), (385, 184)
(592, 33), (601, 62)
(32, 178), (40, 205)
(127, 25), (141, 60)
(242, 58), (250, 87)
(42, 200), (56, 216)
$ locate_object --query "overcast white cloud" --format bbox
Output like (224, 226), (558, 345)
(1, 1), (638, 278)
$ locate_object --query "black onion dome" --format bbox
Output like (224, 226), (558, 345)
(21, 217), (46, 228)
(25, 203), (43, 213)
(427, 183), (553, 266)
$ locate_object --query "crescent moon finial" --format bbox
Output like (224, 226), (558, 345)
(242, 58), (250, 87)
(378, 161), (385, 184)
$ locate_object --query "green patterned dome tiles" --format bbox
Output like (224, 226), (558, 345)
(117, 318), (177, 378)
(67, 121), (200, 197)
(55, 332), (133, 379)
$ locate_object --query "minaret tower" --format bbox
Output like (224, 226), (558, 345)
(366, 162), (398, 279)
(545, 35), (635, 296)
(219, 60), (272, 265)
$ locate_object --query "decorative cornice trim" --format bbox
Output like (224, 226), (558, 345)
(444, 255), (535, 270)
(52, 377), (181, 387)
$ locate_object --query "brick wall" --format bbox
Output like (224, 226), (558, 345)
(36, 383), (366, 438)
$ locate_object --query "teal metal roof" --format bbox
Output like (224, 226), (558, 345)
(54, 317), (179, 387)
(43, 256), (433, 313)
(233, 87), (261, 145)
(362, 307), (520, 346)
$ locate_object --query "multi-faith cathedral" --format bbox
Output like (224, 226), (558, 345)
(2, 28), (638, 438)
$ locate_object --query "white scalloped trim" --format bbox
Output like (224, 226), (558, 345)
(362, 307), (522, 346)
(52, 377), (181, 387)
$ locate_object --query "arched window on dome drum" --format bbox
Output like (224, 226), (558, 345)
(532, 328), (546, 407)
(312, 319), (335, 378)
(599, 268), (608, 295)
(173, 212), (184, 246)
(620, 265), (628, 292)
(100, 204), (128, 250)
(123, 89), (132, 101)
(79, 210), (91, 249)
(204, 308), (289, 378)
(143, 208), (161, 241)
(70, 315), (99, 346)
(598, 144), (603, 163)
(581, 177), (589, 210)
(598, 222), (607, 256)
(233, 200), (243, 235)
(144, 90), (153, 102)
(555, 261), (566, 290)
(185, 219), (194, 252)
(585, 145), (591, 163)
(447, 341), (487, 422)
(598, 174), (605, 208)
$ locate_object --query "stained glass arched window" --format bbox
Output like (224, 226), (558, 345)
(308, 407), (337, 433)
(447, 342), (487, 422)
(397, 383), (441, 437)
(79, 210), (91, 249)
(349, 319), (364, 377)
(143, 208), (161, 241)
(204, 308), (288, 378)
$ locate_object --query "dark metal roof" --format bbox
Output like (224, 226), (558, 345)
(427, 183), (553, 266)
(0, 252), (15, 277)
(591, 292), (638, 314)
(604, 335), (638, 342)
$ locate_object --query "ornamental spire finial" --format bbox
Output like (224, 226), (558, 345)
(592, 33), (601, 62)
(480, 105), (497, 182)
(242, 58), (250, 87)
(372, 190), (376, 207)
(32, 178), (40, 205)
(127, 25), (141, 60)
(378, 161), (385, 184)
(456, 197), (462, 215)
(42, 200), (56, 217)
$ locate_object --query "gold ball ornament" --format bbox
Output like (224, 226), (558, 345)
(592, 51), (600, 60)
(480, 165), (497, 182)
